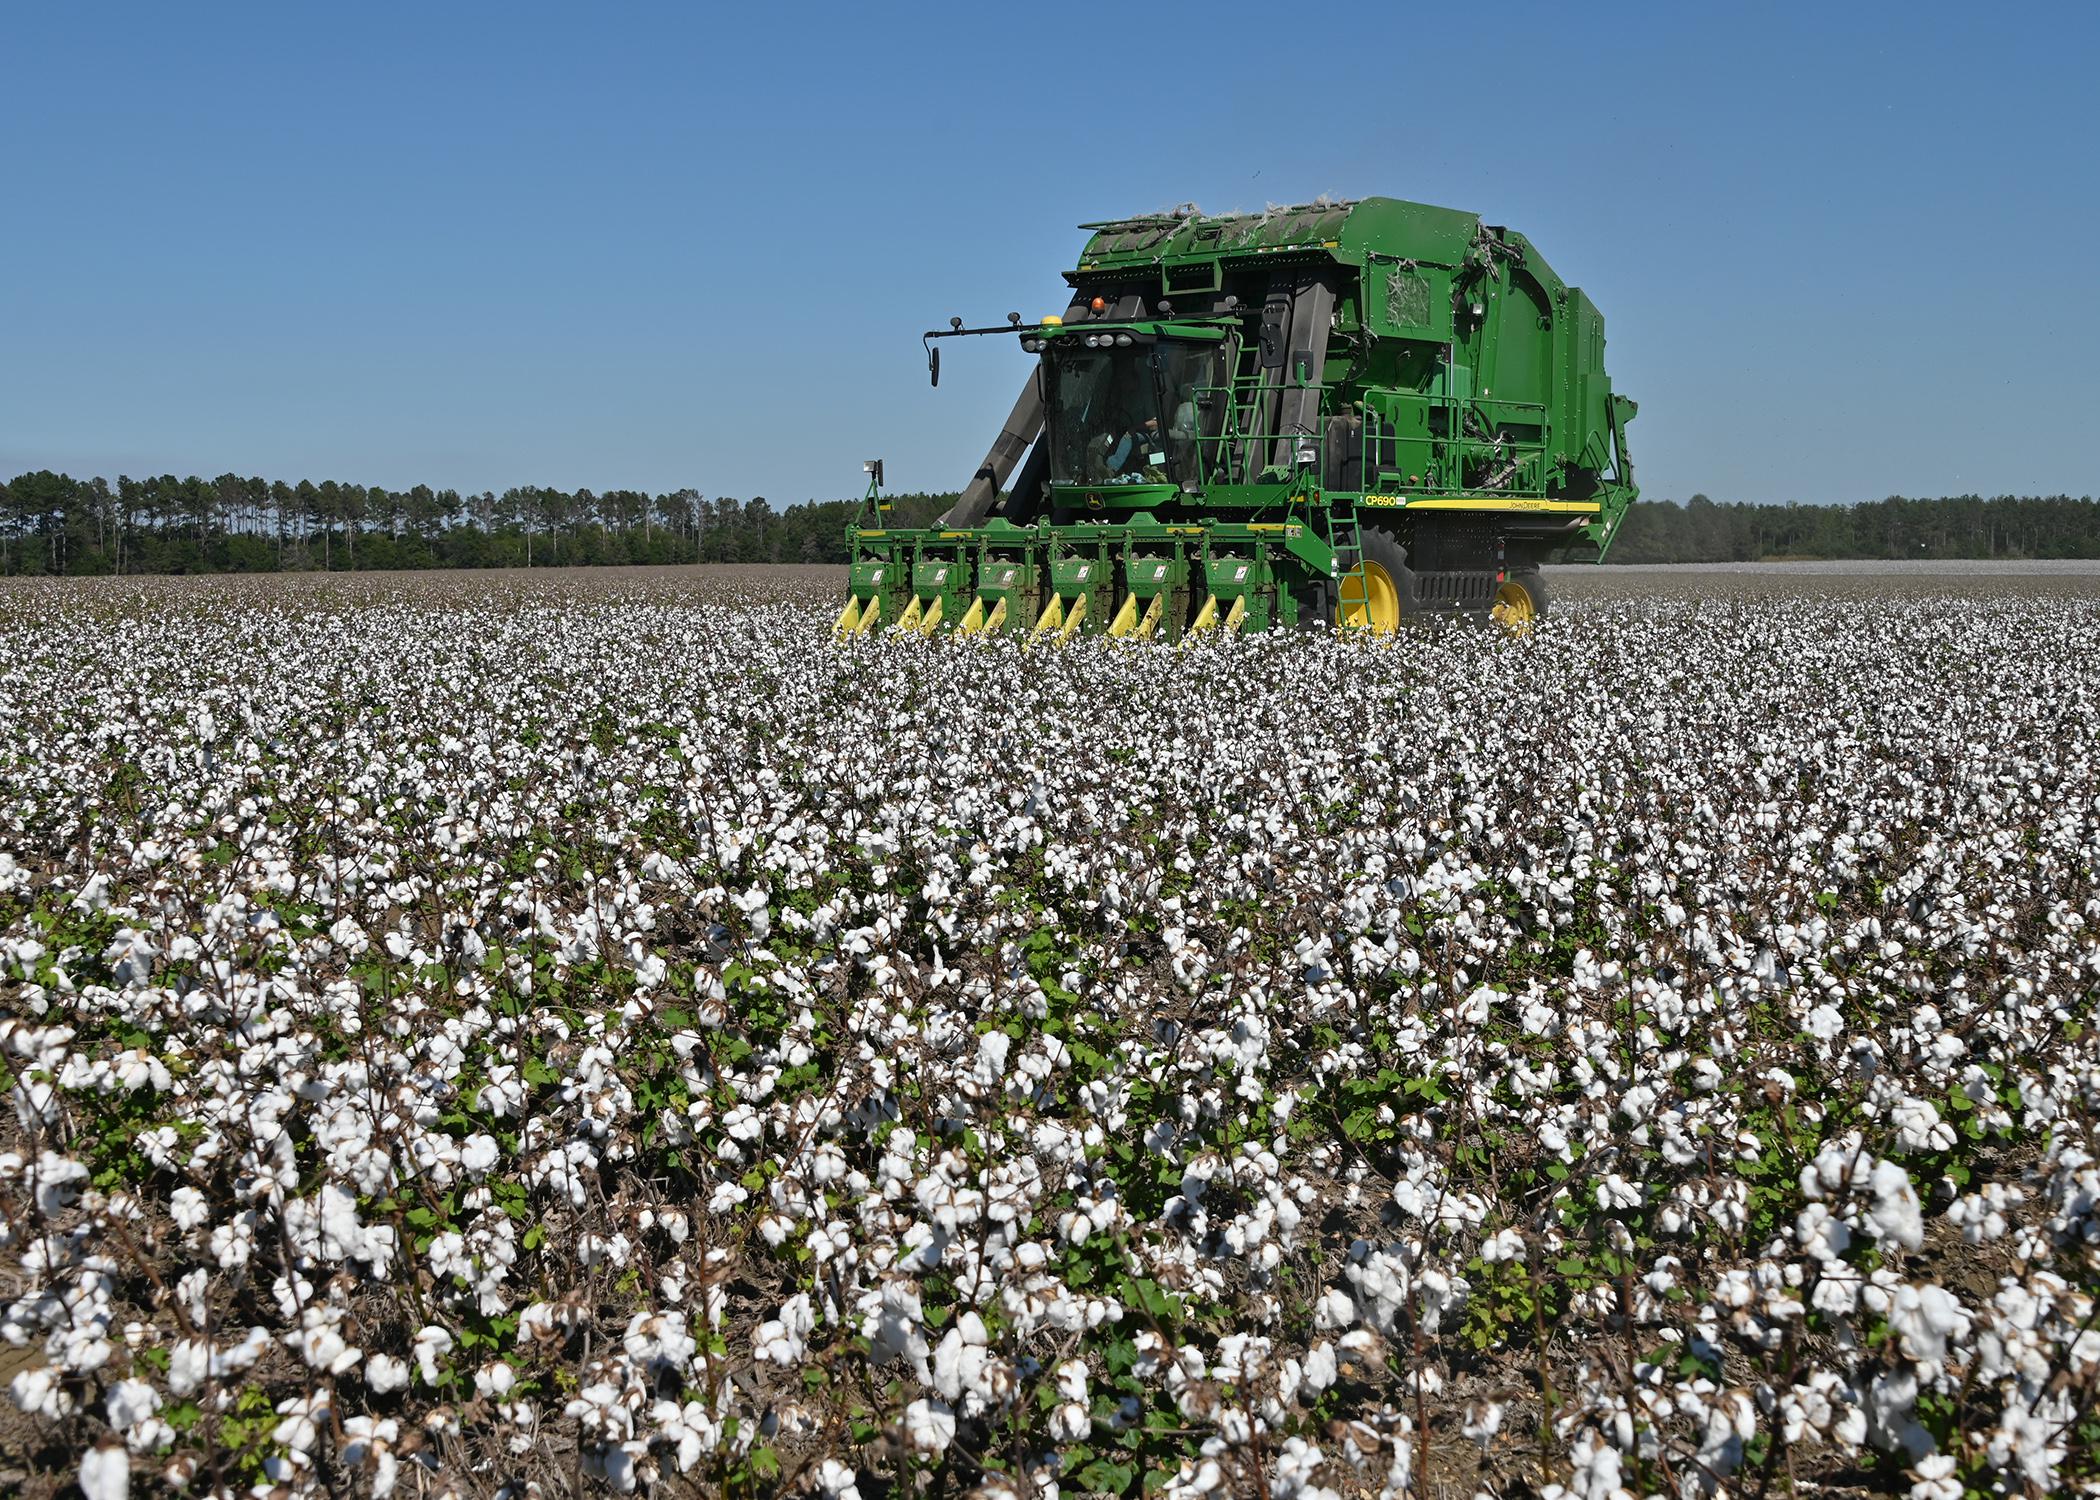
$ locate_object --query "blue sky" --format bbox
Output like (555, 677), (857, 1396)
(4, 3), (2095, 506)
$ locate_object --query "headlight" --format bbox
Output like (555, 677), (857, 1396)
(1114, 333), (1133, 347)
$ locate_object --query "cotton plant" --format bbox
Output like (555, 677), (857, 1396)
(0, 569), (2096, 1495)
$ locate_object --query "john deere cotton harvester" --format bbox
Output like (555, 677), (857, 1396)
(836, 196), (1636, 640)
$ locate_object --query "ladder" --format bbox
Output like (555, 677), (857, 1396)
(1330, 496), (1373, 629)
(1219, 335), (1271, 486)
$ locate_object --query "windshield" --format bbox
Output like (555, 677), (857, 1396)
(1045, 341), (1224, 485)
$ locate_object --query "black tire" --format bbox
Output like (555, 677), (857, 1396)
(1508, 567), (1550, 618)
(1360, 527), (1419, 618)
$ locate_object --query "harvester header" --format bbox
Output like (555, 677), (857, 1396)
(836, 195), (1637, 641)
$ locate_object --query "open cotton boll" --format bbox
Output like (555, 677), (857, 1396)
(79, 1440), (128, 1500)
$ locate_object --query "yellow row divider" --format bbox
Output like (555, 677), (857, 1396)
(833, 597), (862, 638)
(1106, 593), (1140, 637)
(1136, 593), (1165, 638)
(1223, 596), (1248, 633)
(956, 597), (986, 636)
(851, 595), (881, 637)
(1188, 594), (1220, 634)
(893, 596), (924, 634)
(916, 595), (945, 637)
(1055, 592), (1089, 644)
(1033, 594), (1064, 635)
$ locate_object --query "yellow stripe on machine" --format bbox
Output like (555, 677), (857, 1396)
(1403, 498), (1603, 513)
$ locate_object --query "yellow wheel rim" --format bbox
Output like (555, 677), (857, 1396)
(1490, 578), (1537, 635)
(1338, 561), (1401, 634)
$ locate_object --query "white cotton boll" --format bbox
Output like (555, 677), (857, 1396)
(814, 1459), (862, 1500)
(1050, 1401), (1090, 1442)
(1909, 1453), (1961, 1500)
(33, 1153), (89, 1216)
(1865, 1160), (1926, 1251)
(79, 1441), (129, 1500)
(1890, 1097), (1955, 1154)
(593, 1446), (638, 1493)
(1302, 1341), (1338, 1394)
(931, 1329), (968, 1402)
(208, 1220), (252, 1270)
(105, 1380), (160, 1430)
(460, 1134), (500, 1176)
(169, 1186), (209, 1233)
(1479, 1228), (1526, 1263)
(411, 1325), (454, 1385)
(71, 872), (112, 913)
(1314, 1288), (1356, 1329)
(1885, 1284), (1970, 1365)
(11, 1364), (74, 1419)
(1812, 1267), (1861, 1317)
(708, 1181), (749, 1213)
(903, 1398), (955, 1452)
(163, 1341), (208, 1398)
(1796, 1203), (1851, 1262)
(297, 1323), (362, 1375)
(1055, 1359), (1088, 1401)
(475, 1362), (517, 1398)
(272, 1392), (328, 1454)
(1596, 1173), (1642, 1211)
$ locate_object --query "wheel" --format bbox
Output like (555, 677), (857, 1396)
(1337, 528), (1413, 634)
(1490, 569), (1548, 634)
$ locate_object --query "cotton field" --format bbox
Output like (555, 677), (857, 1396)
(3, 566), (2098, 1500)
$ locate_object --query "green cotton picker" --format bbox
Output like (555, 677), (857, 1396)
(835, 196), (1637, 641)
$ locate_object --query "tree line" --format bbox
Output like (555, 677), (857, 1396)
(1608, 493), (2100, 563)
(0, 471), (954, 576)
(1, 470), (2096, 575)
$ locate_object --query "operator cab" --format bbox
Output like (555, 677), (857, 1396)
(1033, 328), (1229, 494)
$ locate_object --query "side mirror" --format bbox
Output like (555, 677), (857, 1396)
(929, 346), (941, 387)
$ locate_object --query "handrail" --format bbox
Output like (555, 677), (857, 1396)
(1190, 380), (1554, 495)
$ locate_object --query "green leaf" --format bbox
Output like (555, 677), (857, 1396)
(1079, 1458), (1135, 1493)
